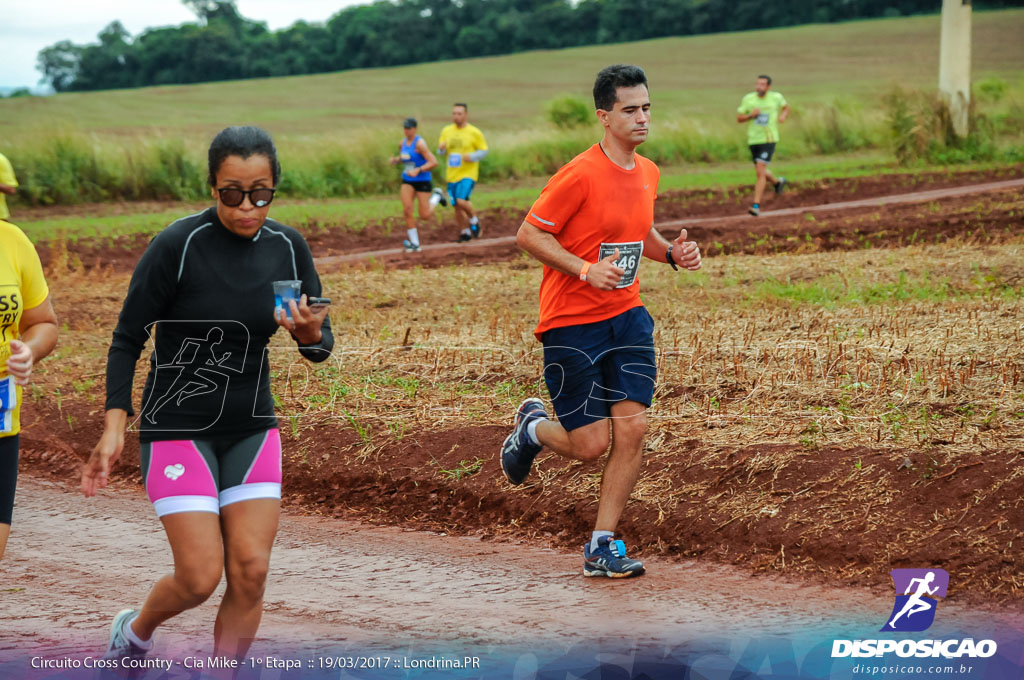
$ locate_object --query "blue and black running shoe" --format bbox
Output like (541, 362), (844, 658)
(470, 221), (481, 238)
(583, 536), (645, 578)
(500, 397), (547, 485)
(103, 608), (152, 661)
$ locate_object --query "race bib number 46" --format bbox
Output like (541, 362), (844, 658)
(599, 241), (644, 288)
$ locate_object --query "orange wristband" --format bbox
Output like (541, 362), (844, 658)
(579, 261), (592, 282)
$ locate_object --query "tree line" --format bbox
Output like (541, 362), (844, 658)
(37, 0), (1024, 92)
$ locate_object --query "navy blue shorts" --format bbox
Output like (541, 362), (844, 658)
(750, 143), (776, 164)
(541, 306), (656, 432)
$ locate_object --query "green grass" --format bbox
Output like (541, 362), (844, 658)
(1, 11), (1023, 206)
(746, 268), (1024, 308)
(15, 152), (1019, 243)
(11, 152), (1003, 243)
(2, 11), (1021, 138)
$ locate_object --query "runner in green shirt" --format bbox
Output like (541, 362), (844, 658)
(736, 75), (790, 216)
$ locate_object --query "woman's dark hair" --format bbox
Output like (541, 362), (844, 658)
(593, 64), (648, 112)
(207, 126), (282, 187)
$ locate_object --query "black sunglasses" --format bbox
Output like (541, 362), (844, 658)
(217, 187), (276, 208)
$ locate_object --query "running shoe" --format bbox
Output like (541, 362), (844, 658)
(500, 397), (547, 485)
(583, 536), (646, 578)
(456, 230), (473, 243)
(103, 609), (152, 661)
(431, 187), (448, 207)
(403, 239), (421, 252)
(470, 221), (482, 238)
(748, 205), (760, 217)
(774, 177), (787, 195)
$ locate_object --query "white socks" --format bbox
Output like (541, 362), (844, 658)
(526, 418), (542, 445)
(124, 613), (154, 649)
(469, 215), (479, 225)
(590, 531), (615, 552)
(429, 191), (442, 207)
(407, 228), (420, 246)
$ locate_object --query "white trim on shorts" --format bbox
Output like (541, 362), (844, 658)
(153, 495), (220, 517)
(219, 482), (282, 508)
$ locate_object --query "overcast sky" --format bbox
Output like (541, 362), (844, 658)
(3, 1), (365, 90)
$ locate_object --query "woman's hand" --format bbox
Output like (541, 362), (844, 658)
(82, 410), (127, 498)
(275, 295), (329, 345)
(5, 339), (34, 386)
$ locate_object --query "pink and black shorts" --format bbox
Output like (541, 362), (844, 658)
(141, 429), (282, 517)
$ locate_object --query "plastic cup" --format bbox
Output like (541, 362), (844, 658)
(273, 280), (302, 320)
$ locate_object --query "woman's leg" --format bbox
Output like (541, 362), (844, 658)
(214, 498), (280, 659)
(131, 511), (225, 640)
(0, 434), (20, 560)
(416, 187), (435, 222)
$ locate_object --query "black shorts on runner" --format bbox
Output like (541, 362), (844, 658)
(0, 435), (19, 525)
(750, 143), (776, 164)
(402, 180), (433, 193)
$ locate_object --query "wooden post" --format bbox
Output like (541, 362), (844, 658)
(939, 0), (972, 138)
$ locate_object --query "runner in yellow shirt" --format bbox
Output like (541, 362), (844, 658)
(0, 219), (59, 559)
(0, 153), (19, 220)
(438, 103), (488, 242)
(736, 75), (790, 216)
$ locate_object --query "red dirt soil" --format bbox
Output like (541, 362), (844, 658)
(33, 167), (1024, 273)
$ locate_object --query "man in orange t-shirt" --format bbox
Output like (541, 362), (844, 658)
(500, 64), (703, 578)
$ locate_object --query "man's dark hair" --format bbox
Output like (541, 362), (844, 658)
(207, 126), (281, 187)
(758, 74), (772, 85)
(453, 102), (468, 110)
(593, 64), (648, 111)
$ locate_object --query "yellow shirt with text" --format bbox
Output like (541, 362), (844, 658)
(437, 123), (488, 183)
(0, 220), (49, 436)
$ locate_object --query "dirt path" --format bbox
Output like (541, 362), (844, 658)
(2, 475), (1020, 665)
(311, 176), (1024, 270)
(32, 169), (1024, 273)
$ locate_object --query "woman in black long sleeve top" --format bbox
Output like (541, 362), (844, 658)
(82, 126), (333, 663)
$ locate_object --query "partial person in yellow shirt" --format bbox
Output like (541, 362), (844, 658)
(438, 103), (488, 242)
(0, 152), (18, 220)
(0, 219), (59, 560)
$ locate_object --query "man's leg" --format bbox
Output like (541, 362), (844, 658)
(753, 160), (769, 207)
(594, 400), (647, 533)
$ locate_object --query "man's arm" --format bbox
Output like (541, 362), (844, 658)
(778, 104), (790, 123)
(0, 182), (15, 196)
(516, 221), (624, 291)
(642, 225), (702, 270)
(737, 109), (759, 124)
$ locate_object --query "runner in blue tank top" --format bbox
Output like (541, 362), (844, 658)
(389, 118), (445, 252)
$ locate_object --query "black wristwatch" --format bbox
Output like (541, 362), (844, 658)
(665, 246), (678, 271)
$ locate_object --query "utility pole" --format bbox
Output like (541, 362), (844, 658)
(939, 0), (971, 138)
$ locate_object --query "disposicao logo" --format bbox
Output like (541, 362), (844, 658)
(832, 568), (998, 659)
(882, 568), (948, 632)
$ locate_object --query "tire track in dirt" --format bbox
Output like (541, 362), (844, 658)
(4, 476), (1020, 662)
(311, 177), (1024, 269)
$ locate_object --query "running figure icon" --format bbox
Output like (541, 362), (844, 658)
(888, 571), (939, 628)
(881, 568), (949, 632)
(144, 327), (233, 425)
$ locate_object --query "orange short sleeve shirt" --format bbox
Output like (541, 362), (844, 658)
(525, 144), (659, 339)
